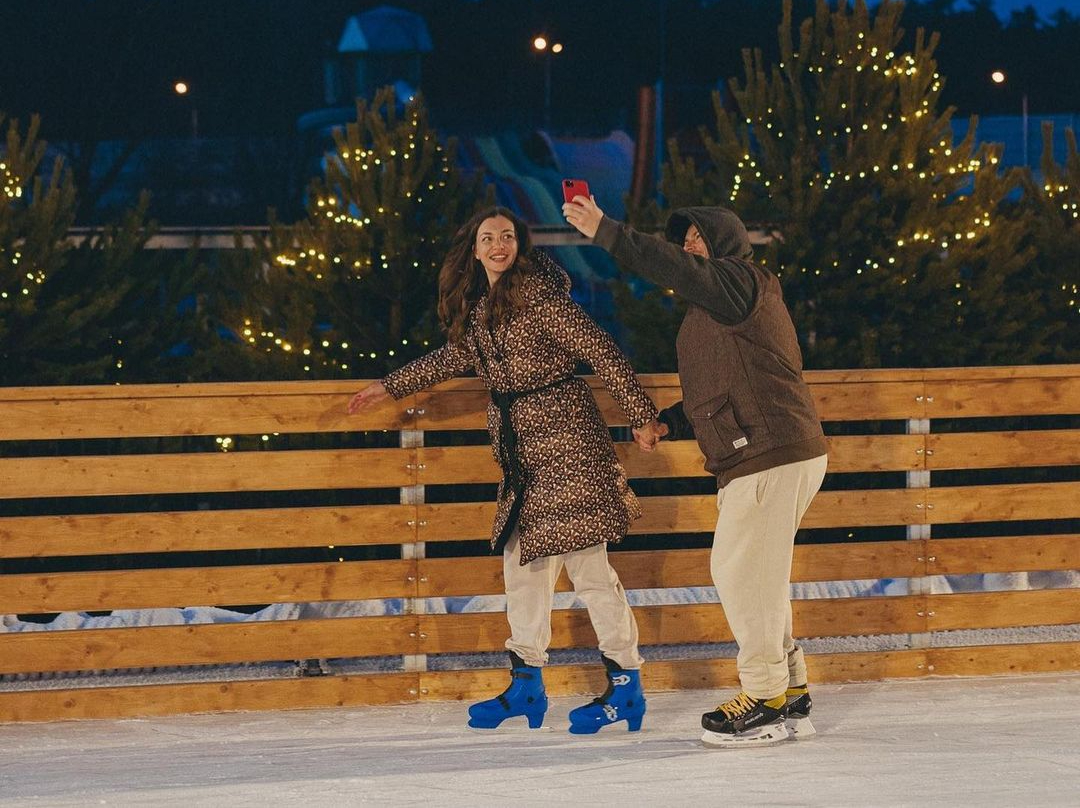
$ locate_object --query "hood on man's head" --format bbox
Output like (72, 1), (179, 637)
(665, 206), (753, 260)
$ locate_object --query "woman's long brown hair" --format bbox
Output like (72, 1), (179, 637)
(438, 206), (533, 345)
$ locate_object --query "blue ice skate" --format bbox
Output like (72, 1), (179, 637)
(568, 656), (646, 734)
(467, 651), (548, 729)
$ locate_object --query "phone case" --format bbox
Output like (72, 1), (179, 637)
(562, 179), (591, 204)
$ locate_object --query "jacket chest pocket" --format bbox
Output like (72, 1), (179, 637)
(691, 395), (749, 460)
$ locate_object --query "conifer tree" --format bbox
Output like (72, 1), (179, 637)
(1019, 124), (1080, 360)
(0, 113), (247, 385)
(0, 114), (78, 379)
(631, 0), (1056, 368)
(53, 199), (253, 385)
(239, 88), (482, 378)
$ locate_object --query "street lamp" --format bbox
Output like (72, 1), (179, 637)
(532, 35), (563, 130)
(174, 80), (198, 139)
(991, 69), (1027, 167)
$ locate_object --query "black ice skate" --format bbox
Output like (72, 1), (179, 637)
(700, 691), (790, 748)
(784, 683), (816, 739)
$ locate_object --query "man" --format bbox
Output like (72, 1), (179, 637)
(564, 196), (828, 747)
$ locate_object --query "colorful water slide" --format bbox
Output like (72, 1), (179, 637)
(539, 130), (635, 220)
(471, 135), (603, 285)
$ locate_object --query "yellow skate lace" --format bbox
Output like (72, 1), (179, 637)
(716, 692), (758, 719)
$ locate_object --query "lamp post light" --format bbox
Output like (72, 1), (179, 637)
(174, 80), (198, 140)
(532, 36), (563, 130)
(991, 69), (1027, 167)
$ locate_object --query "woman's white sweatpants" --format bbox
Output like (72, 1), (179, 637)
(503, 531), (643, 670)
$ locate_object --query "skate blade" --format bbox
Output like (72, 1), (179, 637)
(786, 715), (816, 739)
(467, 719), (552, 733)
(568, 719), (644, 736)
(700, 721), (791, 748)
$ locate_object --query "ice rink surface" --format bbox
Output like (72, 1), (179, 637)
(2, 674), (1078, 807)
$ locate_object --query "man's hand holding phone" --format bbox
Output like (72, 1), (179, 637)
(561, 179), (604, 239)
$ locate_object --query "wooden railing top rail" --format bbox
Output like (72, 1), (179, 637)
(1, 364), (1077, 401)
(1, 366), (1076, 443)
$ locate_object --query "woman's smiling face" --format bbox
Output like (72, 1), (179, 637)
(475, 215), (519, 283)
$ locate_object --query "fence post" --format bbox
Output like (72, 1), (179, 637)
(907, 381), (932, 654)
(400, 415), (427, 675)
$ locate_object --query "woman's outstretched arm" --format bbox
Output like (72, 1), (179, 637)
(347, 341), (475, 413)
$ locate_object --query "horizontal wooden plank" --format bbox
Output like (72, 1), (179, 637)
(415, 435), (923, 485)
(424, 642), (1080, 701)
(0, 391), (413, 441)
(634, 489), (927, 533)
(0, 672), (418, 723)
(926, 641), (1080, 677)
(1, 560), (418, 614)
(415, 488), (926, 543)
(3, 367), (1074, 438)
(926, 430), (1080, 470)
(652, 489), (928, 531)
(419, 662), (626, 701)
(927, 590), (1080, 632)
(792, 540), (927, 582)
(412, 387), (686, 431)
(0, 379), (372, 401)
(0, 505), (416, 559)
(926, 535), (1080, 575)
(411, 375), (683, 393)
(804, 649), (931, 684)
(925, 377), (1080, 418)
(917, 365), (1080, 382)
(809, 381), (925, 421)
(417, 597), (927, 654)
(418, 542), (925, 597)
(416, 606), (698, 653)
(416, 445), (498, 483)
(822, 435), (926, 472)
(927, 482), (1080, 523)
(10, 366), (1070, 404)
(0, 617), (417, 675)
(0, 448), (415, 499)
(416, 502), (497, 542)
(0, 650), (925, 720)
(413, 390), (488, 430)
(420, 643), (1080, 703)
(415, 381), (928, 430)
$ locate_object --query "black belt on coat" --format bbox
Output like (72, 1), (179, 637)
(489, 374), (576, 551)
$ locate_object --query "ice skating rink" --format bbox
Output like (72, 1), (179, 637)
(1, 674), (1078, 807)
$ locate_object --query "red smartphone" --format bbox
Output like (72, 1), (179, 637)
(562, 178), (591, 205)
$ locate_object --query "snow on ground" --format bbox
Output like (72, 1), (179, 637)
(1, 674), (1078, 807)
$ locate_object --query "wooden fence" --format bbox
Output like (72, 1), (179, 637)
(1, 365), (1078, 722)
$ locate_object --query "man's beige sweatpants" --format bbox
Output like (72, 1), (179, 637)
(712, 454), (828, 699)
(503, 531), (644, 670)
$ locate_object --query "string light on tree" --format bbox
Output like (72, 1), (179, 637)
(630, 0), (1060, 369)
(237, 87), (481, 378)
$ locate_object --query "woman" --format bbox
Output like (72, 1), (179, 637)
(348, 207), (663, 734)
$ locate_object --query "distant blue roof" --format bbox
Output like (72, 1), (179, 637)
(338, 5), (433, 54)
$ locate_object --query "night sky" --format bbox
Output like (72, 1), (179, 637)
(993, 0), (1080, 16)
(2, 1), (1077, 146)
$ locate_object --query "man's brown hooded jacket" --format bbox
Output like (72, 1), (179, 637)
(595, 207), (827, 487)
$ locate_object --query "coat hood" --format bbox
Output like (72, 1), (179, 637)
(664, 206), (753, 260)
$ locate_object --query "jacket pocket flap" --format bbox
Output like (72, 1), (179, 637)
(692, 396), (749, 458)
